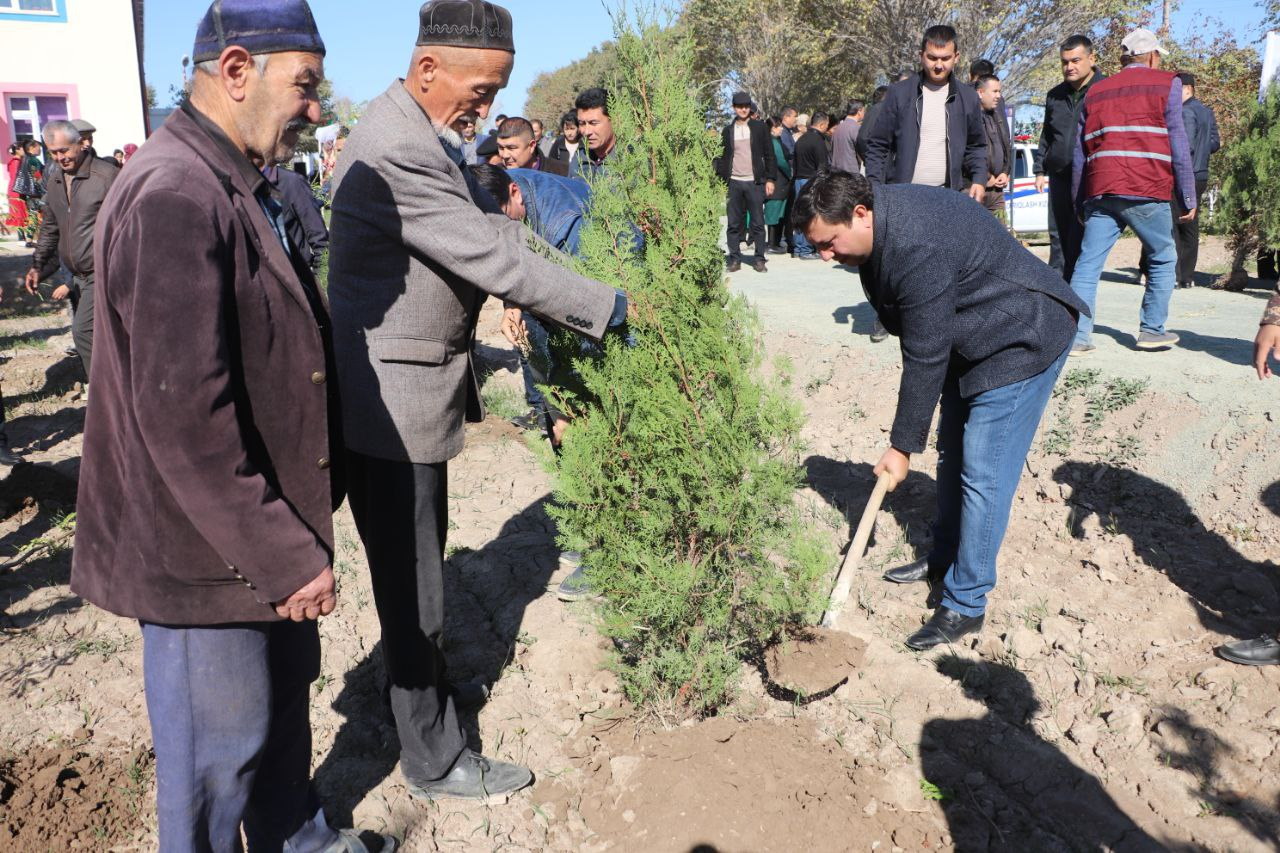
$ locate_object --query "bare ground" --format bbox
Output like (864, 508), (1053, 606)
(1, 236), (1278, 851)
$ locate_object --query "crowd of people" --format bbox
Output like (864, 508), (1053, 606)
(0, 1), (1274, 850)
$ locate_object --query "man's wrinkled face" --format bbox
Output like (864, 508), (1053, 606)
(577, 107), (614, 155)
(45, 131), (87, 174)
(238, 51), (324, 165)
(978, 80), (1002, 111)
(734, 104), (751, 120)
(804, 210), (874, 266)
(562, 120), (579, 143)
(428, 48), (513, 127)
(1061, 47), (1094, 84)
(920, 41), (958, 85)
(498, 132), (536, 168)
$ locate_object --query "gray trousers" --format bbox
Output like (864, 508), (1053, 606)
(142, 620), (342, 852)
(69, 274), (94, 380)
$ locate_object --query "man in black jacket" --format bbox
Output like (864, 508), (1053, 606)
(1034, 35), (1105, 281)
(716, 91), (776, 272)
(264, 164), (329, 271)
(791, 112), (830, 260)
(862, 25), (988, 203)
(793, 171), (1088, 649)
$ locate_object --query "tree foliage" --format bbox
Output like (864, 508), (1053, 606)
(543, 11), (830, 717)
(524, 40), (622, 129)
(683, 0), (872, 116)
(1215, 86), (1280, 278)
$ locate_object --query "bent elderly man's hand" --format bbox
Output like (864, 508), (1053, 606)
(873, 446), (911, 492)
(500, 306), (525, 346)
(274, 566), (337, 622)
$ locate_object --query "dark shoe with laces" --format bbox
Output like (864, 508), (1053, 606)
(406, 749), (533, 803)
(1217, 636), (1280, 666)
(905, 607), (985, 651)
(509, 409), (542, 431)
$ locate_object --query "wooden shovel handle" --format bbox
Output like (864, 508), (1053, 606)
(821, 471), (893, 628)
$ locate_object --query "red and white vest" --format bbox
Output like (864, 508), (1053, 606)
(1080, 66), (1176, 201)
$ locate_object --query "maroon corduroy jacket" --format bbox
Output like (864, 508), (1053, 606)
(71, 107), (341, 625)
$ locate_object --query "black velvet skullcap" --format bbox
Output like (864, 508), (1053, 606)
(417, 0), (515, 54)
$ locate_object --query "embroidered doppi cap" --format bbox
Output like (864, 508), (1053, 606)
(731, 91), (752, 107)
(1120, 28), (1168, 57)
(193, 0), (326, 64)
(417, 0), (515, 54)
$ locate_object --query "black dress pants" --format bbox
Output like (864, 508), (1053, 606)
(1046, 169), (1083, 282)
(726, 179), (765, 262)
(346, 450), (466, 782)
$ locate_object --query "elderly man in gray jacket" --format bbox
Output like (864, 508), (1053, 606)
(328, 0), (624, 803)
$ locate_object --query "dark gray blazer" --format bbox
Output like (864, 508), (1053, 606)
(329, 82), (618, 464)
(858, 183), (1089, 453)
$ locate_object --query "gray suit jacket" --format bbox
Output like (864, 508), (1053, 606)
(329, 82), (617, 464)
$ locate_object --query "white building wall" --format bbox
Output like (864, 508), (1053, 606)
(0, 0), (146, 155)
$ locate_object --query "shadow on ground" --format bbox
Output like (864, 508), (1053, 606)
(1088, 323), (1253, 368)
(314, 495), (564, 825)
(1053, 462), (1279, 640)
(804, 456), (935, 560)
(921, 656), (1177, 850)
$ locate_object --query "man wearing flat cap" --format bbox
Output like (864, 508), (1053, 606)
(72, 1), (394, 849)
(329, 0), (627, 802)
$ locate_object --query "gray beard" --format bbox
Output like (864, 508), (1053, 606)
(434, 123), (463, 151)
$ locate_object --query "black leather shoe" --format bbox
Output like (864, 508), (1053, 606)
(752, 257), (768, 273)
(883, 557), (932, 584)
(0, 442), (23, 467)
(509, 409), (541, 431)
(1217, 636), (1280, 666)
(870, 322), (890, 343)
(726, 257), (742, 273)
(451, 681), (490, 711)
(406, 749), (532, 802)
(905, 607), (985, 651)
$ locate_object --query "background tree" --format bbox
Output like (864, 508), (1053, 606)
(524, 40), (623, 129)
(543, 11), (830, 717)
(1214, 85), (1280, 287)
(682, 0), (872, 116)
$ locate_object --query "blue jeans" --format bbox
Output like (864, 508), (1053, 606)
(1069, 197), (1177, 346)
(928, 345), (1071, 616)
(790, 178), (815, 257)
(519, 312), (551, 413)
(142, 621), (341, 852)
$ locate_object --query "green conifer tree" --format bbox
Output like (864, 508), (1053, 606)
(1217, 85), (1280, 287)
(542, 12), (830, 716)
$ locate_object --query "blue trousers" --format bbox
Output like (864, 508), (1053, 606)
(1069, 197), (1177, 346)
(790, 178), (816, 257)
(927, 345), (1071, 616)
(142, 620), (340, 853)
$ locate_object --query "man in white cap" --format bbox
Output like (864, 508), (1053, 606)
(1067, 28), (1196, 356)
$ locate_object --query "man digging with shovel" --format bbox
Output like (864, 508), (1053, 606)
(794, 171), (1088, 650)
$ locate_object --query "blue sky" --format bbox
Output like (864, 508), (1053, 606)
(144, 0), (617, 120)
(144, 1), (1270, 119)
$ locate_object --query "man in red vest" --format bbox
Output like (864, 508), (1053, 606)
(1067, 28), (1196, 356)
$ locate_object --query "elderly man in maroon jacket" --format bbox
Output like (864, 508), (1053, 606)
(71, 2), (394, 851)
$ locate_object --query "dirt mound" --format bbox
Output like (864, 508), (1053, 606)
(764, 626), (867, 697)
(0, 738), (153, 849)
(579, 716), (946, 852)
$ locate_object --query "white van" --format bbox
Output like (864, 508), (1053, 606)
(1004, 140), (1050, 233)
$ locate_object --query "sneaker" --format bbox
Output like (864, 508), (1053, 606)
(1135, 331), (1179, 350)
(509, 409), (542, 431)
(1178, 280), (1195, 289)
(751, 257), (768, 273)
(726, 257), (742, 273)
(1069, 343), (1096, 357)
(556, 564), (596, 602)
(559, 550), (582, 570)
(406, 750), (532, 803)
(796, 253), (822, 261)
